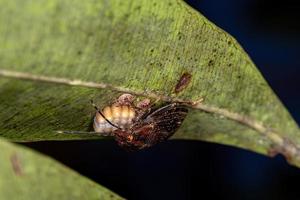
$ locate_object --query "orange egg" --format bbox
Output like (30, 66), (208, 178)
(93, 105), (136, 133)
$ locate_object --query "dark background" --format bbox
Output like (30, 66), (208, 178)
(24, 0), (300, 199)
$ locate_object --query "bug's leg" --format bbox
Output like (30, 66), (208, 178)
(137, 97), (164, 110)
(175, 97), (204, 106)
(135, 98), (150, 109)
(55, 130), (114, 136)
(192, 97), (204, 105)
(133, 97), (160, 121)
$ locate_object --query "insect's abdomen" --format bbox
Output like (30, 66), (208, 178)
(93, 105), (136, 133)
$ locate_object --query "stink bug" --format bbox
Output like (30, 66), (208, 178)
(58, 94), (190, 150)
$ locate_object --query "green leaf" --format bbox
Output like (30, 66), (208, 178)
(0, 138), (123, 199)
(0, 0), (299, 167)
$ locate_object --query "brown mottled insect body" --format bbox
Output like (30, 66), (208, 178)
(93, 99), (189, 150)
(114, 103), (188, 150)
(59, 94), (190, 150)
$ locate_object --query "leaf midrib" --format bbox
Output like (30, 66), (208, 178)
(1, 68), (299, 165)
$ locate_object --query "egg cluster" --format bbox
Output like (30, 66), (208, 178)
(93, 105), (136, 133)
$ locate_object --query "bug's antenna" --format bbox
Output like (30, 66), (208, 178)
(90, 100), (120, 129)
(56, 130), (113, 136)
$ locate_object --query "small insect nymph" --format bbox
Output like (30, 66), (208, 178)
(175, 72), (192, 93)
(59, 94), (191, 150)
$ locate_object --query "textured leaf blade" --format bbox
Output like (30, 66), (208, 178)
(0, 0), (299, 167)
(0, 138), (123, 200)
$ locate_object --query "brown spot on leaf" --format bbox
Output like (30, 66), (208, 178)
(10, 152), (23, 176)
(208, 60), (214, 66)
(267, 138), (299, 164)
(267, 146), (280, 157)
(175, 72), (192, 93)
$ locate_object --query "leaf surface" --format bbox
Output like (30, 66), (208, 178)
(0, 0), (299, 166)
(0, 138), (123, 199)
